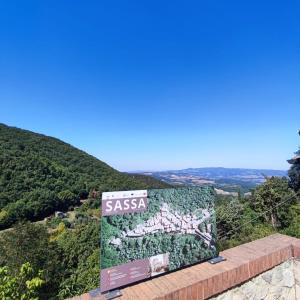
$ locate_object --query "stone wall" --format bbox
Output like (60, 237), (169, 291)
(211, 259), (300, 300)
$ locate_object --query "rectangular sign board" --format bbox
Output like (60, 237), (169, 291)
(100, 187), (217, 293)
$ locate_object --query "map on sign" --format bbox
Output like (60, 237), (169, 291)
(100, 187), (217, 293)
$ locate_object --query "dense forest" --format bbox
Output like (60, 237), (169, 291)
(0, 124), (170, 299)
(0, 124), (299, 299)
(0, 123), (169, 229)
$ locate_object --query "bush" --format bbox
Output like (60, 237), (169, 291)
(0, 263), (44, 300)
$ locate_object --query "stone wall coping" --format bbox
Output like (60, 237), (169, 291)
(68, 234), (300, 300)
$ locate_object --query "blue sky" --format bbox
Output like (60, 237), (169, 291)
(0, 1), (299, 171)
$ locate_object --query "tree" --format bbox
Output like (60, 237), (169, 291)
(216, 197), (244, 238)
(0, 262), (44, 300)
(283, 201), (300, 238)
(250, 177), (296, 228)
(288, 147), (300, 192)
(0, 209), (9, 229)
(57, 249), (100, 299)
(0, 123), (169, 228)
(56, 221), (100, 298)
(0, 222), (65, 299)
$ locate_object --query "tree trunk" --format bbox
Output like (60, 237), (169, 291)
(270, 212), (277, 229)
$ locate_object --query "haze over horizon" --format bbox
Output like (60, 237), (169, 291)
(0, 1), (299, 171)
(129, 166), (289, 173)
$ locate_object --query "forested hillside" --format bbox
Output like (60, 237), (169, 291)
(0, 124), (299, 300)
(0, 123), (169, 229)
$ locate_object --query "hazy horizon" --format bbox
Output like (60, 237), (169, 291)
(126, 166), (289, 173)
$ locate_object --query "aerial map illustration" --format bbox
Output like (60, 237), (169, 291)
(100, 187), (217, 292)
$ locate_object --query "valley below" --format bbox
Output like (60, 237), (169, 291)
(137, 167), (287, 194)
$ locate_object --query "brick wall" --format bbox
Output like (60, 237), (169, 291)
(68, 234), (300, 300)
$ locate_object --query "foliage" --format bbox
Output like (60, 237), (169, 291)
(216, 176), (300, 251)
(282, 201), (300, 238)
(46, 216), (71, 229)
(0, 222), (65, 299)
(0, 220), (101, 299)
(49, 222), (67, 242)
(0, 123), (169, 229)
(216, 196), (244, 239)
(56, 221), (100, 298)
(216, 192), (281, 251)
(288, 147), (300, 191)
(250, 176), (296, 228)
(128, 174), (171, 189)
(217, 222), (276, 251)
(0, 262), (44, 300)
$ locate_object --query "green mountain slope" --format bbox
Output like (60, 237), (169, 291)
(0, 123), (169, 229)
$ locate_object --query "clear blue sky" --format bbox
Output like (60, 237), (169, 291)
(0, 1), (299, 171)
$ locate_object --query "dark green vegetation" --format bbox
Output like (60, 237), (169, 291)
(0, 124), (169, 229)
(288, 147), (300, 191)
(129, 173), (172, 189)
(0, 124), (170, 299)
(0, 220), (100, 299)
(0, 124), (299, 299)
(102, 187), (217, 271)
(216, 176), (300, 251)
(0, 222), (63, 299)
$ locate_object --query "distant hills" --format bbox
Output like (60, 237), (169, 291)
(0, 122), (289, 229)
(0, 123), (169, 229)
(138, 167), (287, 193)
